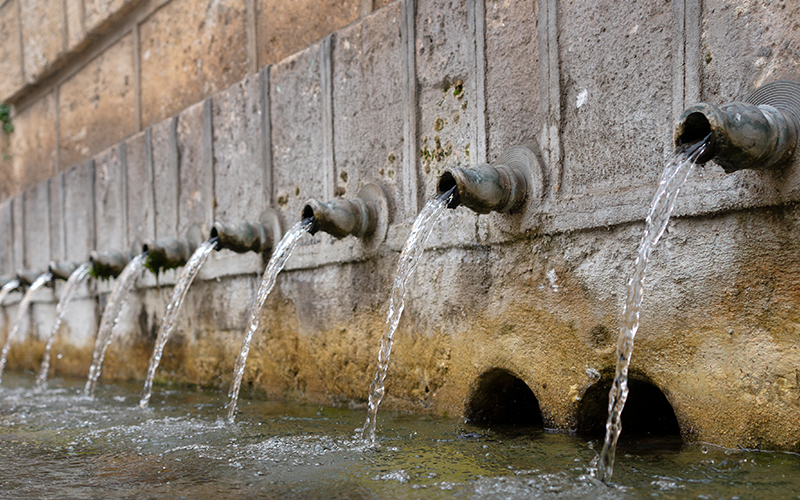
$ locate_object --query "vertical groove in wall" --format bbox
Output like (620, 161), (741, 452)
(202, 98), (215, 227)
(167, 115), (179, 238)
(672, 0), (686, 123)
(133, 25), (142, 133)
(471, 0), (487, 165)
(538, 0), (562, 197)
(360, 0), (373, 17)
(245, 0), (257, 75)
(259, 66), (273, 206)
(60, 0), (68, 51)
(320, 35), (335, 200)
(684, 0), (702, 105)
(144, 127), (156, 239)
(54, 87), (61, 175)
(401, 0), (419, 218)
(20, 192), (26, 269)
(88, 159), (96, 252)
(15, 0), (25, 83)
(119, 143), (129, 250)
(59, 172), (67, 263)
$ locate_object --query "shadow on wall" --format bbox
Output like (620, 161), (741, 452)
(576, 376), (681, 439)
(464, 368), (544, 431)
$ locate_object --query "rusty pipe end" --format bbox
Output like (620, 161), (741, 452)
(90, 250), (131, 279)
(210, 221), (272, 254)
(142, 237), (192, 274)
(48, 261), (79, 281)
(435, 170), (463, 209)
(301, 197), (371, 239)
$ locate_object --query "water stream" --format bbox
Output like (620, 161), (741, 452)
(0, 273), (52, 384)
(35, 262), (93, 389)
(139, 239), (218, 408)
(225, 219), (313, 422)
(597, 136), (711, 482)
(361, 187), (455, 445)
(83, 253), (148, 397)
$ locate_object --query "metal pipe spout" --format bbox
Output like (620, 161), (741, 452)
(49, 261), (79, 281)
(90, 250), (131, 279)
(436, 145), (543, 214)
(142, 237), (197, 274)
(301, 183), (387, 239)
(674, 80), (800, 173)
(16, 269), (50, 287)
(211, 222), (272, 253)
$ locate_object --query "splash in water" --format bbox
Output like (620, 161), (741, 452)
(36, 262), (94, 389)
(83, 253), (148, 397)
(597, 136), (710, 482)
(361, 187), (455, 445)
(0, 273), (52, 384)
(226, 218), (312, 422)
(139, 239), (218, 408)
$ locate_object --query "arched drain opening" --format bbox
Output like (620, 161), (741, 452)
(464, 368), (543, 431)
(577, 377), (681, 440)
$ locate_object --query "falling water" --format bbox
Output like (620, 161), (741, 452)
(83, 253), (148, 397)
(597, 136), (710, 482)
(0, 273), (52, 384)
(139, 238), (218, 408)
(36, 262), (93, 389)
(225, 218), (312, 422)
(361, 187), (455, 445)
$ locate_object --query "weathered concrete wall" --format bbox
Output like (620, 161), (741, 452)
(2, 0), (800, 454)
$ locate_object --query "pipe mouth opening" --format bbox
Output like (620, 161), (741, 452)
(301, 204), (320, 235)
(209, 226), (224, 250)
(677, 112), (715, 163)
(464, 368), (544, 433)
(577, 377), (681, 443)
(142, 243), (151, 253)
(436, 171), (461, 209)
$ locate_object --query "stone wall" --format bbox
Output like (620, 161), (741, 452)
(1, 0), (800, 452)
(0, 0), (385, 200)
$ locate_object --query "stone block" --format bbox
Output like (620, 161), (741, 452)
(484, 0), (540, 161)
(11, 92), (57, 195)
(125, 130), (155, 253)
(93, 144), (127, 253)
(19, 0), (65, 83)
(270, 44), (326, 232)
(48, 175), (65, 262)
(212, 75), (265, 224)
(59, 296), (97, 346)
(0, 0), (24, 101)
(176, 99), (213, 237)
(256, 0), (359, 67)
(150, 117), (178, 240)
(31, 301), (56, 341)
(22, 182), (51, 271)
(139, 0), (250, 128)
(59, 33), (136, 169)
(11, 195), (23, 273)
(414, 0), (477, 245)
(701, 0), (800, 104)
(332, 3), (403, 219)
(62, 161), (95, 265)
(84, 0), (142, 34)
(558, 0), (673, 197)
(0, 201), (13, 276)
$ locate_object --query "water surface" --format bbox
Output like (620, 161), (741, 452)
(1, 373), (797, 499)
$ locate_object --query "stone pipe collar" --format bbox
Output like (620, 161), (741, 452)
(301, 183), (388, 241)
(674, 80), (800, 173)
(89, 250), (132, 279)
(436, 145), (543, 214)
(49, 261), (79, 281)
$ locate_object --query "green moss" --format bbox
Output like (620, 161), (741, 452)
(0, 103), (13, 134)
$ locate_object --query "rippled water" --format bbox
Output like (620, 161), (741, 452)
(1, 373), (798, 499)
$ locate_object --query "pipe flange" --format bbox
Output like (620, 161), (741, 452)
(356, 183), (389, 253)
(746, 80), (800, 125)
(495, 144), (544, 210)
